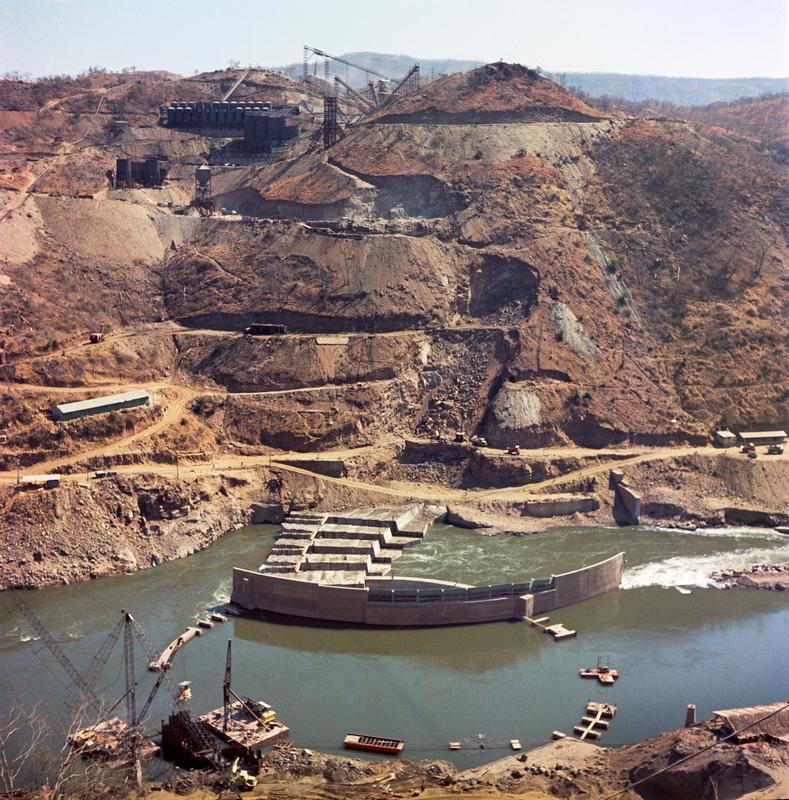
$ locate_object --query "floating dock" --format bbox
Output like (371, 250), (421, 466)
(580, 657), (619, 685)
(69, 717), (159, 765)
(573, 702), (617, 741)
(525, 616), (577, 640)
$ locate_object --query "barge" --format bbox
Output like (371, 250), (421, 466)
(344, 733), (405, 755)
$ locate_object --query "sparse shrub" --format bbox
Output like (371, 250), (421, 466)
(606, 258), (620, 274)
(192, 395), (221, 417)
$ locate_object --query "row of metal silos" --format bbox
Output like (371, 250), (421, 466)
(242, 111), (300, 152)
(165, 101), (273, 130)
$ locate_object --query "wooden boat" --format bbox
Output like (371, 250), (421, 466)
(343, 733), (405, 755)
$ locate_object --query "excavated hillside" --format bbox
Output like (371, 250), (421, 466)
(1, 62), (787, 463)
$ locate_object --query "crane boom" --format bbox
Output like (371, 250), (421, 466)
(333, 76), (375, 112)
(304, 46), (392, 82)
(11, 593), (103, 710)
(127, 616), (222, 765)
(83, 614), (125, 691)
(379, 64), (420, 108)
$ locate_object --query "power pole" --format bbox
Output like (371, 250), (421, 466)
(223, 639), (232, 732)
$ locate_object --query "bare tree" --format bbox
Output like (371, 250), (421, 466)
(0, 702), (47, 799)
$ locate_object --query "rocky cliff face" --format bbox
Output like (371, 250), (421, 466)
(0, 474), (254, 589)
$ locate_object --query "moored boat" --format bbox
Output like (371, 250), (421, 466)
(343, 733), (405, 755)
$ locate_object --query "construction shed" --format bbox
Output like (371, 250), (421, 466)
(714, 430), (737, 447)
(52, 389), (150, 421)
(21, 474), (60, 489)
(737, 430), (787, 446)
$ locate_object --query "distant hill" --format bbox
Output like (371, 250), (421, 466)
(275, 51), (788, 106)
(557, 73), (789, 106)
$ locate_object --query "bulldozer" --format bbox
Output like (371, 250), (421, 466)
(230, 757), (257, 790)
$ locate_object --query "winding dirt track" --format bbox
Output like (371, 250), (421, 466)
(1, 371), (759, 500)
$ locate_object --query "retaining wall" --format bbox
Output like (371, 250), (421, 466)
(275, 459), (348, 478)
(231, 552), (624, 627)
(525, 495), (598, 517)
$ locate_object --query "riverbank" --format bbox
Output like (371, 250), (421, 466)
(48, 701), (786, 800)
(1, 449), (787, 590)
(2, 524), (787, 796)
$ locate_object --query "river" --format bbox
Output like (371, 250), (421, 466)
(1, 523), (787, 774)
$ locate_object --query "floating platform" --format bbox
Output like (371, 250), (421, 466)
(198, 698), (288, 759)
(344, 733), (405, 755)
(574, 702), (617, 741)
(525, 616), (577, 640)
(510, 739), (522, 750)
(69, 717), (159, 766)
(580, 663), (619, 685)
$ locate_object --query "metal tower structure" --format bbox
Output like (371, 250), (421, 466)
(323, 95), (341, 149)
(223, 639), (232, 733)
(193, 165), (214, 217)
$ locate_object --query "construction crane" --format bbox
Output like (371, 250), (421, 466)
(127, 616), (224, 768)
(11, 599), (186, 753)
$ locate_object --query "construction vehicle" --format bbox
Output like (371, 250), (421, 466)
(767, 444), (784, 455)
(740, 443), (756, 455)
(230, 757), (257, 790)
(506, 444), (521, 455)
(243, 323), (288, 335)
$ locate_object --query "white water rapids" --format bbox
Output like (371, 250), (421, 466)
(621, 528), (789, 589)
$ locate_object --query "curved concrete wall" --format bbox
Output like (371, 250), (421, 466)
(231, 552), (624, 627)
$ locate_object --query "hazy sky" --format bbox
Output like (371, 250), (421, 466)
(1, 0), (787, 78)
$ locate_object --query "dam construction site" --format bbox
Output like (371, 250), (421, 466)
(0, 42), (788, 800)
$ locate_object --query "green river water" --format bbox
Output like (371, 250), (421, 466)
(1, 523), (787, 775)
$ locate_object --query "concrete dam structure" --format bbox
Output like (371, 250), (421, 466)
(230, 506), (625, 627)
